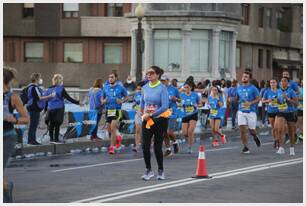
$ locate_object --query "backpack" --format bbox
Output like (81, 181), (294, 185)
(20, 85), (31, 105)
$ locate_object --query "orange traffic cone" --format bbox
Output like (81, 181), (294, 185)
(192, 145), (210, 178)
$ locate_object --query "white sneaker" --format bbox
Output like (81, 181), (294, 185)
(276, 147), (285, 155)
(289, 147), (295, 156)
(142, 169), (154, 181)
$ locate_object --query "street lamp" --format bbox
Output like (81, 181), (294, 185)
(135, 3), (144, 83)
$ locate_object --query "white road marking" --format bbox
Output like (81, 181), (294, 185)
(51, 158), (143, 173)
(51, 141), (275, 173)
(74, 158), (302, 203)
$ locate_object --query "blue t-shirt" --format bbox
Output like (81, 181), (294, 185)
(228, 87), (237, 98)
(277, 87), (297, 113)
(208, 95), (224, 119)
(167, 85), (180, 118)
(102, 83), (128, 110)
(88, 87), (103, 110)
(133, 91), (142, 111)
(140, 82), (169, 117)
(263, 88), (278, 114)
(279, 80), (299, 93)
(237, 84), (260, 113)
(180, 92), (200, 117)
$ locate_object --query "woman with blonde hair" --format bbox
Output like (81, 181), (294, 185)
(45, 74), (83, 143)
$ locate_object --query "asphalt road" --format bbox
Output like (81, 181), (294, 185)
(5, 135), (303, 203)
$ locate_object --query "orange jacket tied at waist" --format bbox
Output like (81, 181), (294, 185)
(145, 109), (172, 129)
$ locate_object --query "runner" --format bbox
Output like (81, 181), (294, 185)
(296, 79), (303, 142)
(274, 77), (298, 155)
(180, 81), (202, 154)
(3, 67), (29, 203)
(236, 71), (261, 154)
(88, 79), (103, 141)
(140, 66), (169, 181)
(132, 82), (145, 153)
(262, 79), (279, 148)
(101, 71), (128, 154)
(161, 75), (180, 157)
(228, 80), (238, 129)
(208, 86), (226, 147)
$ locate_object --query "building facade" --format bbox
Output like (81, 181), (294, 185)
(3, 3), (303, 87)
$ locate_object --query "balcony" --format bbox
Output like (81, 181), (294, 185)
(81, 17), (131, 37)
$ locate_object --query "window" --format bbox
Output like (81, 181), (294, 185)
(236, 47), (241, 69)
(24, 42), (43, 62)
(241, 4), (250, 25)
(23, 3), (34, 18)
(154, 30), (182, 72)
(267, 8), (272, 28)
(64, 43), (83, 63)
(258, 49), (263, 68)
(190, 30), (210, 72)
(276, 9), (284, 30)
(266, 50), (271, 68)
(258, 7), (264, 28)
(104, 43), (122, 64)
(107, 3), (123, 16)
(219, 31), (231, 71)
(63, 3), (79, 18)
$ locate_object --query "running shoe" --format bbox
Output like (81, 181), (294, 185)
(164, 149), (172, 157)
(173, 142), (179, 154)
(108, 146), (115, 154)
(116, 134), (123, 149)
(156, 169), (165, 180)
(253, 135), (261, 147)
(289, 147), (295, 156)
(220, 134), (227, 144)
(241, 146), (250, 154)
(142, 169), (154, 181)
(132, 145), (140, 153)
(274, 140), (280, 149)
(212, 140), (220, 147)
(298, 133), (303, 141)
(276, 147), (285, 155)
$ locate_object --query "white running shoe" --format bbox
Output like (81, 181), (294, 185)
(142, 169), (154, 181)
(276, 147), (285, 155)
(289, 147), (295, 156)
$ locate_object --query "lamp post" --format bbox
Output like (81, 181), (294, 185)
(135, 4), (144, 83)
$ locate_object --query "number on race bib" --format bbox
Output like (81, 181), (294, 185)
(210, 109), (218, 117)
(107, 109), (116, 117)
(185, 106), (194, 113)
(278, 103), (288, 112)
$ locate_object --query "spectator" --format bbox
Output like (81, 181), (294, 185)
(124, 75), (136, 92)
(228, 79), (238, 129)
(3, 67), (29, 202)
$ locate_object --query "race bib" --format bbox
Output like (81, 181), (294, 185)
(185, 106), (194, 113)
(134, 105), (141, 111)
(107, 109), (116, 117)
(298, 103), (303, 110)
(271, 99), (278, 108)
(210, 109), (218, 117)
(278, 103), (288, 111)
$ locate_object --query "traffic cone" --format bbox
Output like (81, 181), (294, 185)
(192, 145), (210, 178)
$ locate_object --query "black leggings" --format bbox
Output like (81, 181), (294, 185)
(49, 122), (61, 141)
(142, 117), (168, 171)
(47, 108), (64, 141)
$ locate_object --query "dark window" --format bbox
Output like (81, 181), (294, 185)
(258, 7), (264, 28)
(266, 50), (271, 68)
(24, 42), (44, 62)
(242, 4), (250, 25)
(23, 3), (34, 18)
(107, 3), (123, 16)
(63, 3), (79, 18)
(258, 49), (263, 68)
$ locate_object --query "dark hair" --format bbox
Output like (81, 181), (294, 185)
(243, 71), (252, 79)
(150, 66), (164, 79)
(137, 81), (146, 87)
(93, 78), (103, 88)
(225, 80), (232, 88)
(259, 80), (265, 88)
(184, 81), (193, 88)
(282, 69), (289, 74)
(3, 66), (16, 85)
(185, 76), (196, 91)
(281, 77), (290, 82)
(30, 73), (41, 83)
(250, 79), (259, 89)
(110, 70), (118, 79)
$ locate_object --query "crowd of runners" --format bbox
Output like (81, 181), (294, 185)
(3, 65), (304, 190)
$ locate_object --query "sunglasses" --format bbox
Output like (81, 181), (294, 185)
(146, 71), (156, 76)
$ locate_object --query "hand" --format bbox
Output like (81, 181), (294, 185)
(79, 103), (85, 107)
(142, 113), (150, 121)
(243, 101), (251, 108)
(4, 115), (17, 123)
(116, 99), (124, 104)
(102, 98), (108, 104)
(171, 96), (177, 102)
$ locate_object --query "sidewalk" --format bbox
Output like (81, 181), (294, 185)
(14, 126), (271, 158)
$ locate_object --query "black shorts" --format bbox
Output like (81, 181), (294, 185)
(267, 113), (277, 119)
(182, 112), (198, 123)
(105, 109), (122, 123)
(276, 112), (298, 123)
(298, 110), (303, 117)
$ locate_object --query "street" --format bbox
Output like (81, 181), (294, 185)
(5, 134), (303, 203)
